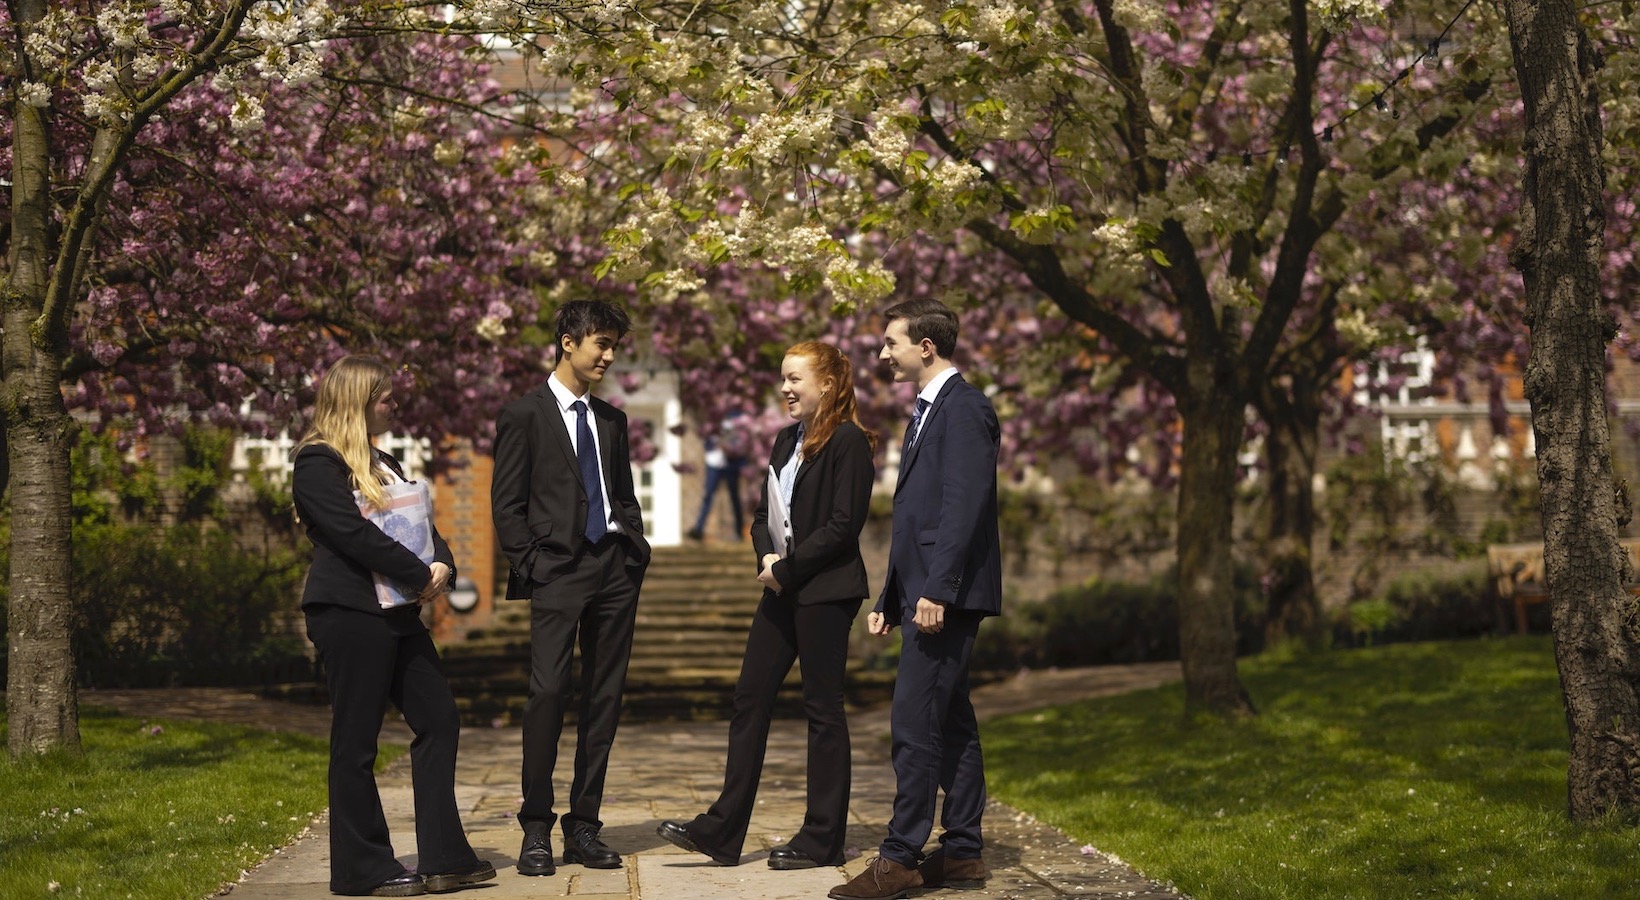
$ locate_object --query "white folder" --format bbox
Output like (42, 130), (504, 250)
(765, 465), (793, 554)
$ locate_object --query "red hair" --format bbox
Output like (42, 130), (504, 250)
(786, 341), (877, 458)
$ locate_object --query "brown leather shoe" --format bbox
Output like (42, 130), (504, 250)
(828, 856), (923, 900)
(918, 848), (988, 889)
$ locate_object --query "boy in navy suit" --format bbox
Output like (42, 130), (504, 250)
(832, 298), (1002, 900)
(492, 300), (651, 876)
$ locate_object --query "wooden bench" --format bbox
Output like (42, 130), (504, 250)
(1485, 541), (1640, 634)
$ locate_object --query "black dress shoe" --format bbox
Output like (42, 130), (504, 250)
(517, 826), (556, 876)
(656, 819), (740, 866)
(562, 823), (622, 869)
(423, 859), (497, 893)
(349, 871), (426, 897)
(767, 844), (823, 870)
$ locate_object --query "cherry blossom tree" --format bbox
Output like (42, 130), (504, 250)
(509, 0), (1521, 714)
(1, 0), (584, 754)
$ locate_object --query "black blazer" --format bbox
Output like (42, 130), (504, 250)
(492, 382), (652, 594)
(293, 444), (454, 616)
(752, 420), (875, 605)
(875, 374), (1002, 621)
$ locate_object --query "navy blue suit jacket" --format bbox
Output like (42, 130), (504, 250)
(874, 373), (1002, 622)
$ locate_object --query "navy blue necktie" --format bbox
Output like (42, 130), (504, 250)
(902, 398), (930, 456)
(572, 400), (608, 545)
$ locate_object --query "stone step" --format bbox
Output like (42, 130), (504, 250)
(455, 626), (754, 652)
(461, 600), (763, 641)
(439, 544), (833, 725)
(451, 668), (897, 726)
(266, 663), (897, 727)
(446, 654), (756, 681)
(493, 584), (762, 602)
(441, 654), (763, 682)
(442, 651), (880, 685)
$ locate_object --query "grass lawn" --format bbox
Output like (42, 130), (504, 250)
(0, 704), (360, 899)
(986, 636), (1637, 899)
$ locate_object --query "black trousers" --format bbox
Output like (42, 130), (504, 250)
(689, 593), (861, 864)
(880, 596), (986, 868)
(519, 538), (645, 833)
(306, 604), (478, 894)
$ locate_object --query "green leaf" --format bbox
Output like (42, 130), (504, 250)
(859, 210), (894, 231)
(966, 98), (1007, 122)
(940, 6), (974, 31)
(788, 271), (824, 294)
(702, 239), (731, 265)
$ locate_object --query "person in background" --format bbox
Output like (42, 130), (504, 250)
(687, 408), (751, 540)
(491, 300), (652, 876)
(292, 354), (495, 897)
(658, 341), (877, 870)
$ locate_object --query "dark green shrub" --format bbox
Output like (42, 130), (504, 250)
(1332, 560), (1493, 646)
(71, 520), (310, 687)
(971, 563), (1267, 671)
(2, 426), (311, 689)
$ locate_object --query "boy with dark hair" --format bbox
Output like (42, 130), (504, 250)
(492, 299), (651, 876)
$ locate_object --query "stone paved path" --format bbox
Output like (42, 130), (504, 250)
(86, 662), (1189, 899)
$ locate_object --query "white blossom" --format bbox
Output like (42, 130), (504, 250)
(1336, 308), (1386, 348)
(1110, 0), (1171, 33)
(973, 2), (1029, 48)
(647, 268), (707, 303)
(17, 81), (50, 108)
(864, 119), (912, 166)
(1310, 0), (1392, 31)
(230, 95), (266, 133)
(83, 60), (119, 93)
(96, 4), (148, 50)
(433, 140), (465, 166)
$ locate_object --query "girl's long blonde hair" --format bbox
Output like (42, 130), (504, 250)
(294, 355), (394, 508)
(787, 341), (877, 459)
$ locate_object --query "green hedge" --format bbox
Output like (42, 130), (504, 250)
(2, 517), (310, 689)
(1332, 560), (1495, 646)
(957, 558), (1497, 672)
(72, 520), (311, 687)
(2, 427), (311, 689)
(971, 564), (1268, 671)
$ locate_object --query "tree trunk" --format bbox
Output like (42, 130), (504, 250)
(4, 0), (82, 754)
(1260, 386), (1324, 648)
(3, 390), (79, 755)
(1504, 0), (1639, 820)
(1176, 387), (1256, 715)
